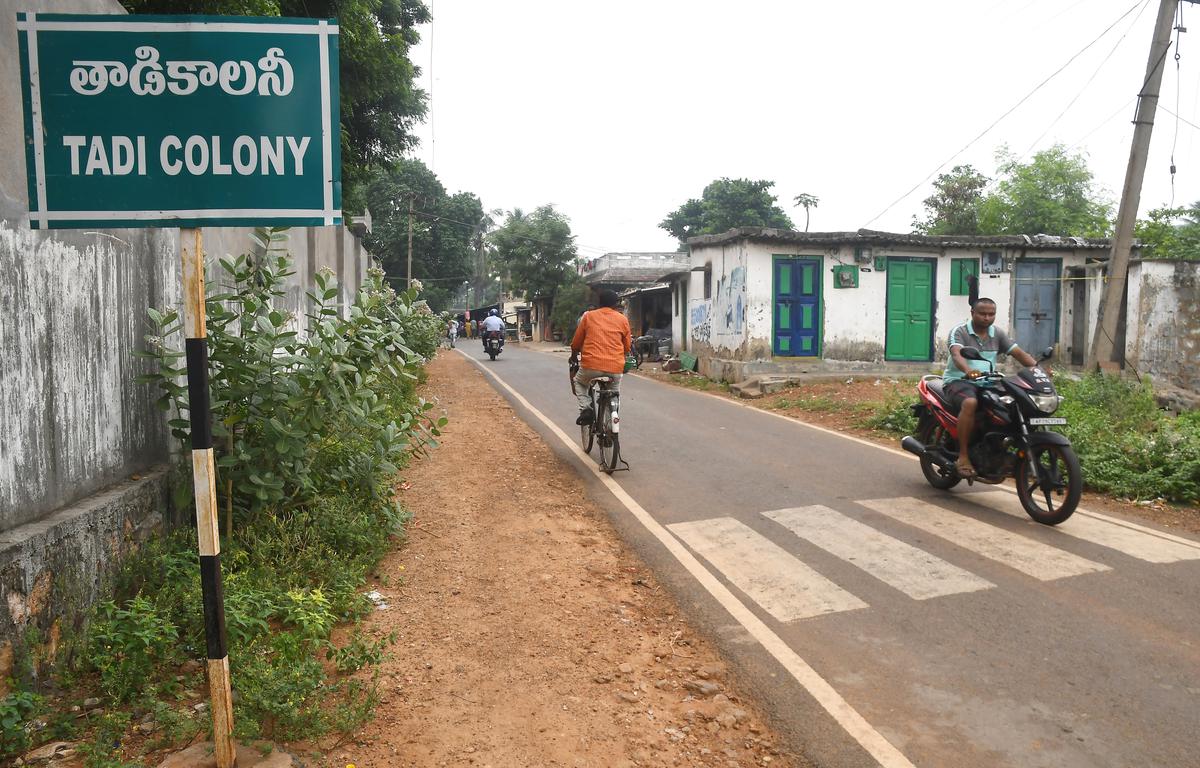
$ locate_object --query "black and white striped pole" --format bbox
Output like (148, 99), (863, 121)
(180, 227), (237, 768)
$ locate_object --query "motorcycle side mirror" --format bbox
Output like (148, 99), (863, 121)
(960, 347), (984, 361)
(1038, 345), (1055, 363)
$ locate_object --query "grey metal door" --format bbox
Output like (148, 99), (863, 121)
(1013, 260), (1060, 355)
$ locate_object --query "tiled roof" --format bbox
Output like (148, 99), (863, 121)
(687, 227), (1121, 251)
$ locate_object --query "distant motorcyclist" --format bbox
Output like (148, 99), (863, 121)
(481, 308), (506, 350)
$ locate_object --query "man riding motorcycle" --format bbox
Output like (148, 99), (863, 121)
(481, 308), (506, 352)
(944, 297), (1041, 478)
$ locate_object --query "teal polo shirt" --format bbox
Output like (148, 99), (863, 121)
(943, 321), (1017, 382)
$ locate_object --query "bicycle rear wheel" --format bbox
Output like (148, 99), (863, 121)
(598, 400), (620, 473)
(580, 412), (594, 453)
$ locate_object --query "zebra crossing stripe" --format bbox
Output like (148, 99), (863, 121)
(763, 506), (994, 600)
(963, 492), (1200, 564)
(858, 497), (1110, 581)
(669, 518), (868, 621)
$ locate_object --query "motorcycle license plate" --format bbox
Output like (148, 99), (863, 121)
(1029, 417), (1067, 425)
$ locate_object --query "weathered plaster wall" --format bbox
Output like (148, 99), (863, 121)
(0, 225), (178, 531)
(1127, 260), (1200, 394)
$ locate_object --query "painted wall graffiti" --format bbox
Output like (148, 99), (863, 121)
(712, 254), (747, 349)
(688, 298), (712, 346)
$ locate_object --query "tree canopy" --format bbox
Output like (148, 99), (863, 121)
(490, 206), (579, 302)
(912, 165), (990, 235)
(1134, 203), (1200, 260)
(362, 159), (484, 311)
(912, 146), (1112, 238)
(121, 0), (431, 213)
(660, 178), (794, 246)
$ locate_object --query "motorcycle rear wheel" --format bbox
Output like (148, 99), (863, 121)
(918, 419), (961, 490)
(1016, 443), (1081, 525)
(488, 349), (497, 360)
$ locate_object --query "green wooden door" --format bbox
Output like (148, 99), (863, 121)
(885, 259), (934, 361)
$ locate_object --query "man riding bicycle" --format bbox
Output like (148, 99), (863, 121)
(570, 289), (631, 425)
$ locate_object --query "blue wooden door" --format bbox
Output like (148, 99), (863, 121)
(1014, 260), (1060, 355)
(774, 257), (821, 356)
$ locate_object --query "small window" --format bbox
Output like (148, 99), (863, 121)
(704, 266), (712, 299)
(833, 264), (858, 289)
(951, 258), (979, 296)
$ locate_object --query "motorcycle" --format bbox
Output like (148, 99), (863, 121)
(901, 346), (1082, 525)
(483, 329), (504, 360)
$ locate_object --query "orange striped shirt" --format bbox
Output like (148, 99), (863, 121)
(572, 308), (632, 374)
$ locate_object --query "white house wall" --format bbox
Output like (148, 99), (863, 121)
(686, 239), (1094, 371)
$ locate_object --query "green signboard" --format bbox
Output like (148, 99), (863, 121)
(16, 13), (341, 229)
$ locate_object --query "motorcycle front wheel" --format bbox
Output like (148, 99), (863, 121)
(1016, 443), (1082, 525)
(918, 419), (961, 490)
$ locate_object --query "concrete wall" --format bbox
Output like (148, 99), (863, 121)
(1127, 260), (1200, 396)
(685, 237), (1095, 381)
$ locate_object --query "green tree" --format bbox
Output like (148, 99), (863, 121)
(362, 160), (484, 311)
(977, 145), (1112, 237)
(660, 178), (794, 246)
(121, 0), (431, 212)
(793, 193), (820, 232)
(490, 206), (579, 304)
(1134, 203), (1200, 260)
(912, 165), (989, 235)
(549, 274), (592, 342)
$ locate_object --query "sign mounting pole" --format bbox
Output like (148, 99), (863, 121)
(180, 227), (236, 768)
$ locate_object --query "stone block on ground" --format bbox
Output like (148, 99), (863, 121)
(155, 742), (297, 768)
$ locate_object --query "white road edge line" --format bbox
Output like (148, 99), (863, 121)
(456, 350), (914, 768)
(626, 368), (1200, 551)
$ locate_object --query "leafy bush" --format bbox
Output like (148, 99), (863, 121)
(0, 690), (42, 758)
(137, 228), (446, 528)
(85, 597), (178, 704)
(50, 231), (449, 757)
(1057, 374), (1200, 503)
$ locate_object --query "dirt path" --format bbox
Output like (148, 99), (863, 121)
(312, 352), (803, 768)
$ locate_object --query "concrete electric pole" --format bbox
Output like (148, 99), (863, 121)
(407, 196), (414, 288)
(1088, 0), (1180, 370)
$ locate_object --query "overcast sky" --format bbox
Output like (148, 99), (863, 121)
(406, 0), (1200, 258)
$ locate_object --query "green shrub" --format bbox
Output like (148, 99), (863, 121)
(85, 597), (178, 704)
(52, 230), (448, 755)
(1057, 374), (1200, 503)
(0, 690), (42, 758)
(860, 391), (919, 435)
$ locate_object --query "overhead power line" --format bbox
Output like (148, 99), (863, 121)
(402, 206), (611, 256)
(862, 0), (1148, 230)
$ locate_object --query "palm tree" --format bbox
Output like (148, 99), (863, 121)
(793, 193), (820, 232)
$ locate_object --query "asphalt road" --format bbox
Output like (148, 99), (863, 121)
(461, 344), (1200, 768)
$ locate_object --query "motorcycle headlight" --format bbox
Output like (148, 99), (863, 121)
(1030, 394), (1062, 414)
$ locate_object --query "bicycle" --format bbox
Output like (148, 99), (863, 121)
(573, 370), (629, 474)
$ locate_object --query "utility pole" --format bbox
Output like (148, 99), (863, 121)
(1088, 0), (1179, 370)
(407, 196), (414, 287)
